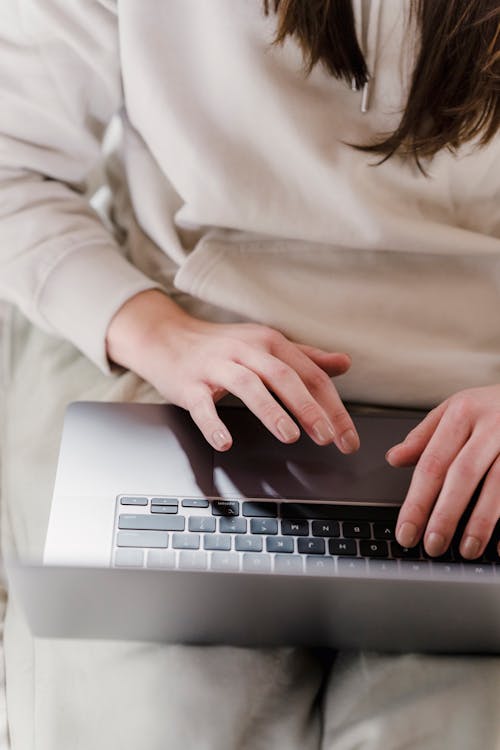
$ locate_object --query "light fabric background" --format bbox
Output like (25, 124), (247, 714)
(0, 301), (10, 750)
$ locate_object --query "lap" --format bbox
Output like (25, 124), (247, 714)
(2, 309), (499, 750)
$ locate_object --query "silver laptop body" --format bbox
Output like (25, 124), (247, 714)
(9, 401), (500, 652)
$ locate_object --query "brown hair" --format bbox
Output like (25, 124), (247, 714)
(263, 0), (500, 166)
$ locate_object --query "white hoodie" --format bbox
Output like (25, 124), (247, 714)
(1, 0), (500, 407)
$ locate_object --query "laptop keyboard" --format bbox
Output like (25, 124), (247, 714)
(113, 495), (499, 579)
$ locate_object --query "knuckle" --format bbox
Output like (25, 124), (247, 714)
(430, 507), (456, 528)
(269, 362), (292, 382)
(449, 393), (475, 420)
(230, 369), (255, 390)
(417, 452), (446, 482)
(257, 326), (280, 349)
(452, 455), (480, 481)
(330, 409), (352, 433)
(403, 500), (429, 525)
(296, 400), (321, 424)
(306, 367), (331, 391)
(467, 514), (494, 536)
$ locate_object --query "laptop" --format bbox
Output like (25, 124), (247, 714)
(9, 400), (500, 652)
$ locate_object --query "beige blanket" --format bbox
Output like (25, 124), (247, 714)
(1, 307), (499, 750)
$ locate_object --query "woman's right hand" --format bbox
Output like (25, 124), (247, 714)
(106, 290), (359, 453)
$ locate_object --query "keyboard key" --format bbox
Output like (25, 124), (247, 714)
(150, 497), (178, 507)
(305, 556), (334, 574)
(250, 518), (278, 535)
(400, 561), (431, 577)
(182, 498), (209, 508)
(360, 540), (389, 558)
(235, 535), (263, 552)
(211, 500), (240, 516)
(484, 542), (500, 563)
(114, 549), (144, 567)
(211, 552), (239, 572)
(242, 553), (272, 573)
(329, 539), (357, 556)
(343, 522), (371, 539)
(117, 530), (168, 548)
(282, 503), (399, 521)
(120, 496), (148, 506)
(178, 550), (207, 570)
(172, 533), (200, 550)
(118, 514), (184, 532)
(368, 559), (399, 576)
(274, 555), (303, 574)
(204, 534), (231, 551)
(266, 536), (294, 553)
(373, 522), (396, 540)
(147, 549), (176, 569)
(188, 516), (216, 533)
(462, 563), (495, 577)
(219, 517), (247, 534)
(242, 502), (278, 517)
(391, 542), (422, 560)
(431, 562), (462, 578)
(337, 557), (367, 574)
(311, 520), (340, 537)
(281, 519), (309, 536)
(151, 506), (178, 514)
(298, 538), (325, 555)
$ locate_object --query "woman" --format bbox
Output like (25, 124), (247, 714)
(0, 1), (499, 748)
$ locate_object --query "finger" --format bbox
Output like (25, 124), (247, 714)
(459, 454), (500, 559)
(187, 387), (233, 451)
(422, 431), (499, 557)
(395, 406), (472, 549)
(208, 361), (302, 444)
(386, 402), (448, 467)
(294, 344), (352, 375)
(270, 342), (359, 452)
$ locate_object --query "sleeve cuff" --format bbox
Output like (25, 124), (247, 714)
(36, 243), (162, 374)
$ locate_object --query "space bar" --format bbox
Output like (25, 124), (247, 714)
(280, 503), (400, 520)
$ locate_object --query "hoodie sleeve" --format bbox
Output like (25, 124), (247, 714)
(0, 0), (160, 372)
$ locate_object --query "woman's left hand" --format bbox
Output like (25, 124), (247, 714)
(386, 385), (500, 560)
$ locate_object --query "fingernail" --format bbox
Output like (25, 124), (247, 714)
(426, 531), (446, 557)
(311, 419), (335, 444)
(398, 521), (418, 548)
(277, 417), (300, 443)
(212, 430), (230, 450)
(340, 429), (359, 453)
(461, 535), (481, 560)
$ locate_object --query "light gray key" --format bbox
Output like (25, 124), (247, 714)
(337, 557), (366, 575)
(219, 517), (247, 534)
(172, 533), (200, 550)
(369, 559), (400, 577)
(147, 549), (176, 569)
(178, 550), (208, 570)
(242, 553), (271, 573)
(462, 564), (495, 578)
(150, 497), (178, 506)
(189, 516), (216, 533)
(119, 514), (184, 532)
(120, 496), (148, 506)
(235, 535), (263, 552)
(306, 556), (334, 575)
(431, 562), (463, 578)
(400, 561), (432, 578)
(210, 552), (239, 572)
(117, 530), (168, 548)
(204, 534), (231, 551)
(114, 549), (144, 567)
(274, 555), (303, 574)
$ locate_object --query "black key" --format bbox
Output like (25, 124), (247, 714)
(298, 538), (325, 555)
(373, 522), (396, 540)
(211, 500), (240, 516)
(235, 535), (263, 552)
(484, 540), (500, 563)
(281, 519), (309, 536)
(182, 498), (209, 508)
(311, 520), (340, 537)
(266, 536), (294, 553)
(281, 503), (399, 521)
(360, 540), (389, 558)
(343, 522), (371, 539)
(188, 516), (216, 533)
(151, 506), (178, 514)
(391, 541), (422, 560)
(151, 497), (178, 507)
(242, 502), (278, 517)
(329, 539), (357, 556)
(219, 517), (247, 534)
(250, 518), (278, 535)
(120, 496), (148, 506)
